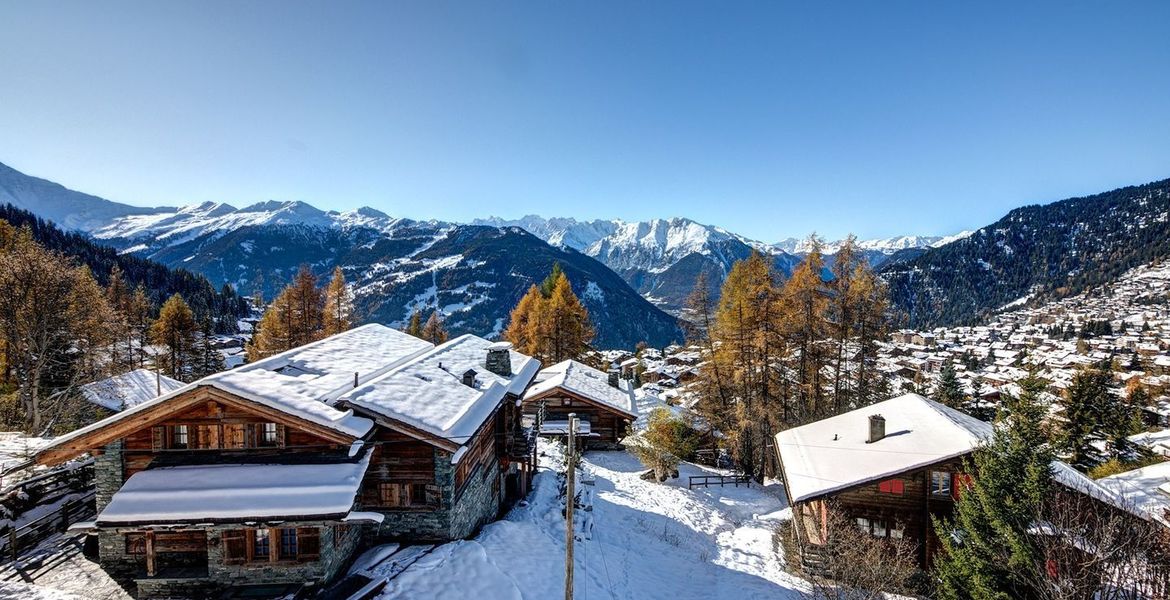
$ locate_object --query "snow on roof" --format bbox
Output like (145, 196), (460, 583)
(340, 334), (539, 447)
(1048, 460), (1149, 521)
(1096, 460), (1170, 526)
(42, 325), (431, 456)
(96, 453), (371, 525)
(524, 360), (636, 417)
(776, 393), (993, 503)
(79, 369), (184, 412)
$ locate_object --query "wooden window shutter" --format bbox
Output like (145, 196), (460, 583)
(151, 426), (165, 451)
(222, 530), (247, 564)
(276, 424), (287, 448)
(953, 473), (974, 500)
(297, 527), (320, 560)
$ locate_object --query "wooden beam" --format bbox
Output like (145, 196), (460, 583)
(145, 530), (156, 577)
(523, 387), (637, 420)
(36, 385), (360, 466)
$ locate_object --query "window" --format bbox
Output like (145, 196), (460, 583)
(260, 422), (278, 446)
(877, 478), (904, 495)
(297, 527), (320, 559)
(411, 483), (429, 507)
(171, 425), (189, 449)
(253, 528), (270, 560)
(279, 528), (298, 560)
(855, 517), (904, 540)
(379, 482), (403, 507)
(931, 471), (953, 497)
(222, 530), (247, 564)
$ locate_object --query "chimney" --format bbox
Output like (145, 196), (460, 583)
(608, 370), (620, 388)
(462, 369), (477, 388)
(867, 414), (886, 444)
(486, 342), (513, 377)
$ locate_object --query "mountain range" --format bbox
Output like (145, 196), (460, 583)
(7, 158), (1166, 344)
(0, 162), (684, 349)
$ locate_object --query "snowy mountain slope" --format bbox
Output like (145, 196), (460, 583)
(110, 219), (684, 348)
(0, 161), (167, 231)
(2, 162), (680, 349)
(775, 232), (973, 256)
(882, 177), (1170, 327)
(475, 215), (801, 311)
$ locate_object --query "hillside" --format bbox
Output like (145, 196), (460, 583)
(882, 178), (1170, 327)
(0, 162), (165, 231)
(0, 162), (682, 349)
(0, 204), (250, 331)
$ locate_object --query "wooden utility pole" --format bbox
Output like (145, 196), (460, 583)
(564, 413), (577, 600)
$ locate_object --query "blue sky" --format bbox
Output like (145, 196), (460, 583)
(2, 2), (1169, 242)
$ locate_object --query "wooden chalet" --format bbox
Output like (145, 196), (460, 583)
(522, 359), (637, 450)
(776, 393), (1162, 576)
(34, 325), (539, 599)
(775, 393), (990, 571)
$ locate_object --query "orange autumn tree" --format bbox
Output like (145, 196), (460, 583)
(503, 264), (593, 364)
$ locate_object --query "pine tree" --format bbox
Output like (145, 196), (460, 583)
(539, 262), (564, 298)
(420, 311), (449, 345)
(697, 251), (784, 479)
(780, 236), (830, 422)
(150, 294), (200, 382)
(322, 266), (353, 336)
(502, 267), (593, 364)
(933, 376), (1055, 600)
(543, 272), (594, 362)
(403, 310), (424, 338)
(126, 285), (154, 369)
(936, 361), (966, 409)
(1058, 365), (1114, 469)
(503, 285), (542, 356)
(193, 317), (226, 378)
(246, 265), (325, 361)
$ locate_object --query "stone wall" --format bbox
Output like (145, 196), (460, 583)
(94, 440), (124, 512)
(448, 459), (500, 539)
(98, 522), (362, 599)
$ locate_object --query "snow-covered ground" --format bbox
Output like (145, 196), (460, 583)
(0, 533), (131, 600)
(378, 442), (804, 599)
(0, 442), (806, 600)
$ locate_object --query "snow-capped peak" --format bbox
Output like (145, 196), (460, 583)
(775, 232), (971, 256)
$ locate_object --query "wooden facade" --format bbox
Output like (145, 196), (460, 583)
(523, 388), (634, 449)
(784, 454), (974, 569)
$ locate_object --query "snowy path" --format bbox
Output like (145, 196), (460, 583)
(380, 445), (806, 600)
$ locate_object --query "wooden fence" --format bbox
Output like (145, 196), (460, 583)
(0, 459), (97, 562)
(687, 474), (751, 489)
(2, 491), (96, 561)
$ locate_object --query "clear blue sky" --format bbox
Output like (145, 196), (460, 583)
(2, 2), (1169, 242)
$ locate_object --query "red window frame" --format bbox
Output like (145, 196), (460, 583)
(877, 478), (904, 495)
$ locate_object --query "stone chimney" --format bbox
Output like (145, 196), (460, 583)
(486, 342), (513, 377)
(867, 414), (886, 444)
(608, 370), (620, 388)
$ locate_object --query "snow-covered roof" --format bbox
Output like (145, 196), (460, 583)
(79, 369), (184, 412)
(340, 334), (540, 448)
(96, 453), (371, 525)
(1096, 460), (1170, 526)
(524, 359), (636, 417)
(776, 393), (993, 503)
(42, 325), (434, 457)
